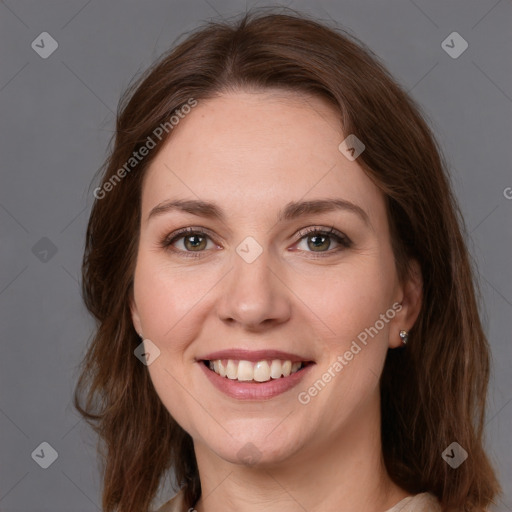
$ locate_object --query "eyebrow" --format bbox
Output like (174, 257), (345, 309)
(147, 198), (371, 228)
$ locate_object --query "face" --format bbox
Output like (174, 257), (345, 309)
(130, 90), (421, 467)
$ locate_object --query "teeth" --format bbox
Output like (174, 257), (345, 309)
(253, 361), (270, 382)
(207, 359), (304, 383)
(291, 361), (301, 373)
(270, 359), (282, 379)
(237, 360), (254, 381)
(226, 360), (238, 379)
(218, 360), (227, 377)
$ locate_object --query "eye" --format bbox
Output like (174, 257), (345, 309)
(160, 227), (218, 258)
(160, 225), (352, 258)
(294, 226), (352, 256)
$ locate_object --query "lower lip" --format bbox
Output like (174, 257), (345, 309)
(199, 362), (314, 400)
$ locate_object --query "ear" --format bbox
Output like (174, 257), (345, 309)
(130, 294), (143, 338)
(389, 258), (423, 348)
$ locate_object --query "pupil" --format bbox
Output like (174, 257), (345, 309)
(309, 235), (329, 251)
(186, 235), (205, 250)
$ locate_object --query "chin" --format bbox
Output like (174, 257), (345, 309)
(202, 427), (304, 468)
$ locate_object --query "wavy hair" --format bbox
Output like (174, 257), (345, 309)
(73, 8), (501, 512)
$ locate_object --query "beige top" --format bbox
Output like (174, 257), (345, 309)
(155, 490), (442, 511)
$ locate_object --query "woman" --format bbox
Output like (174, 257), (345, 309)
(74, 9), (501, 512)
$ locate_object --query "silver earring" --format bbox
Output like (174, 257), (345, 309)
(399, 330), (409, 345)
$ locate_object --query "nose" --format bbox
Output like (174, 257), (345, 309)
(215, 245), (292, 331)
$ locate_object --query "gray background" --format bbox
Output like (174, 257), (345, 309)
(0, 1), (511, 511)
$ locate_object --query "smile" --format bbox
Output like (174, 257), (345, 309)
(197, 349), (315, 400)
(204, 359), (306, 383)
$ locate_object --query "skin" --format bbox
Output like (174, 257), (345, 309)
(130, 90), (423, 512)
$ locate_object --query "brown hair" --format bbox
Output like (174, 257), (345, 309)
(74, 8), (501, 512)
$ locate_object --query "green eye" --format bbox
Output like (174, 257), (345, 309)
(161, 225), (352, 259)
(295, 226), (352, 254)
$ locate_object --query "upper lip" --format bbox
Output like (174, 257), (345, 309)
(198, 349), (314, 363)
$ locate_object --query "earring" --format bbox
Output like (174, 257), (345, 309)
(399, 330), (409, 345)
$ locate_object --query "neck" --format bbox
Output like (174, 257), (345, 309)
(192, 391), (409, 512)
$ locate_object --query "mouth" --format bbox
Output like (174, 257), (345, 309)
(201, 358), (313, 383)
(197, 349), (315, 400)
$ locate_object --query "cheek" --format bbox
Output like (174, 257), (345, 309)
(133, 256), (207, 432)
(304, 259), (394, 341)
(301, 265), (394, 419)
(133, 253), (213, 343)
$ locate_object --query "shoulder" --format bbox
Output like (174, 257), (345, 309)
(385, 492), (442, 512)
(154, 489), (190, 512)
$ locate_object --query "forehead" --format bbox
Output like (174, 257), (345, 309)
(141, 91), (386, 226)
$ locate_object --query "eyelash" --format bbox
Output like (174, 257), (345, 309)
(159, 226), (352, 259)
